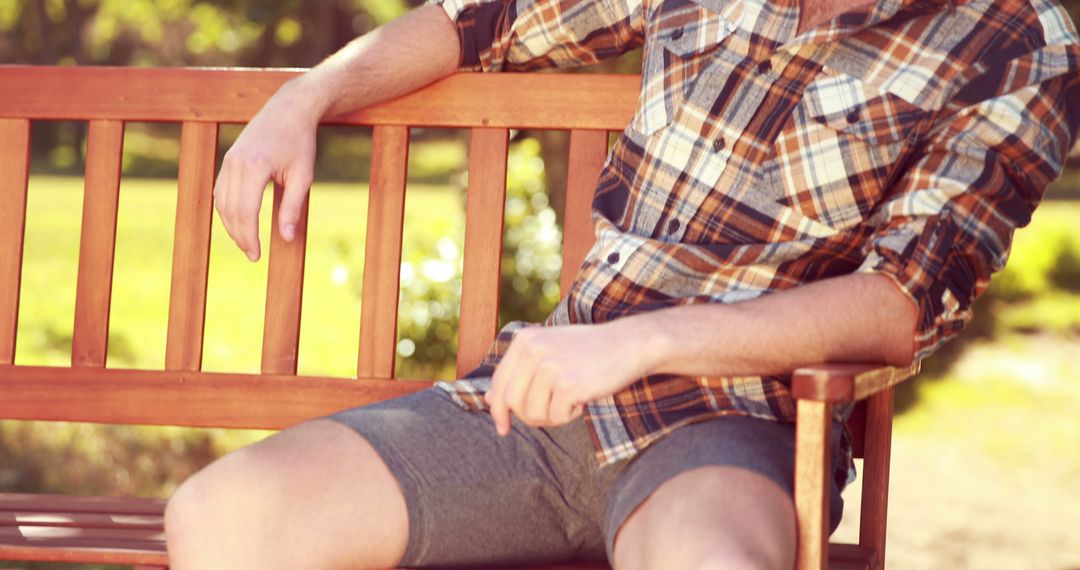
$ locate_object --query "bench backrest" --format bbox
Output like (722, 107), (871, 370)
(0, 66), (636, 430)
(0, 65), (871, 457)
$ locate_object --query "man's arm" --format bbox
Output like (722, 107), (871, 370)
(213, 5), (460, 262)
(488, 31), (1080, 436)
(485, 273), (915, 435)
(215, 0), (645, 262)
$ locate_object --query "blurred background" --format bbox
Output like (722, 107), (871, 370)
(0, 1), (1078, 568)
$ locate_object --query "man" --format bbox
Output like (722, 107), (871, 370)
(164, 0), (1080, 568)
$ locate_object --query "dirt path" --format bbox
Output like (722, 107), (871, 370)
(832, 338), (1080, 569)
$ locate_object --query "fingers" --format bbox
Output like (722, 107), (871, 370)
(548, 379), (583, 426)
(522, 362), (556, 424)
(278, 167), (313, 242)
(488, 349), (520, 436)
(487, 329), (585, 433)
(215, 152), (270, 261)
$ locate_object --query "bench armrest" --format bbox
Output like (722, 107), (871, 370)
(791, 361), (921, 403)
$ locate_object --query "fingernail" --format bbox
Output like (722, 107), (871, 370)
(247, 250), (258, 262)
(283, 224), (295, 242)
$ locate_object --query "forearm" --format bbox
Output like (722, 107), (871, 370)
(281, 5), (461, 121)
(620, 273), (918, 378)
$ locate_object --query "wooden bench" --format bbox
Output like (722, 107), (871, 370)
(0, 65), (919, 569)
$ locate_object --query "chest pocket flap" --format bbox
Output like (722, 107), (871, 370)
(655, 0), (744, 57)
(802, 70), (928, 146)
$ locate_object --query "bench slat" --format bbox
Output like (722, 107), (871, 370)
(0, 67), (638, 131)
(0, 525), (164, 542)
(166, 121), (218, 371)
(71, 120), (125, 368)
(561, 130), (606, 295)
(0, 119), (30, 365)
(358, 125), (409, 379)
(0, 512), (161, 530)
(0, 494), (164, 516)
(0, 493), (872, 569)
(0, 365), (429, 429)
(0, 542), (167, 566)
(261, 182), (310, 375)
(457, 128), (509, 378)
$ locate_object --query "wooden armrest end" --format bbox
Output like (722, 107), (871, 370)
(791, 361), (921, 402)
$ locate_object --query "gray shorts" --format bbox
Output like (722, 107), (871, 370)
(322, 387), (845, 567)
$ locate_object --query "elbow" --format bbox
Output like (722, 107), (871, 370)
(882, 292), (919, 367)
(883, 337), (917, 368)
(866, 273), (920, 367)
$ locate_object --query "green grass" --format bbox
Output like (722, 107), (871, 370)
(14, 175), (464, 378)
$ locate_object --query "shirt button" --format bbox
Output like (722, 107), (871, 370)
(712, 137), (726, 153)
(607, 252), (621, 264)
(846, 109), (861, 123)
(758, 59), (772, 74)
(726, 20), (737, 32)
(667, 219), (681, 234)
(671, 28), (684, 40)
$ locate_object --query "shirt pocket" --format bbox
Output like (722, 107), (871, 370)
(634, 0), (744, 138)
(773, 68), (929, 230)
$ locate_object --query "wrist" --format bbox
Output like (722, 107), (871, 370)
(279, 72), (336, 123)
(606, 311), (677, 377)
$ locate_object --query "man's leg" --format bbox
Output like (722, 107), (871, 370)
(601, 416), (845, 570)
(165, 387), (616, 569)
(611, 466), (796, 570)
(165, 418), (408, 569)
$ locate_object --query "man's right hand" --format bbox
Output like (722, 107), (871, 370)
(213, 78), (322, 261)
(210, 4), (461, 262)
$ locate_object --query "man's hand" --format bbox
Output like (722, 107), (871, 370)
(210, 4), (460, 261)
(485, 322), (656, 435)
(214, 79), (322, 261)
(482, 273), (917, 435)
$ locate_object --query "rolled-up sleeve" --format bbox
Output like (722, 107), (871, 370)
(428, 0), (645, 71)
(856, 42), (1080, 360)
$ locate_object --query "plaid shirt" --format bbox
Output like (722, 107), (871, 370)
(430, 0), (1080, 467)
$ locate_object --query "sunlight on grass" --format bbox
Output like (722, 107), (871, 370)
(14, 175), (461, 379)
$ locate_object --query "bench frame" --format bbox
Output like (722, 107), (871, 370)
(0, 65), (918, 570)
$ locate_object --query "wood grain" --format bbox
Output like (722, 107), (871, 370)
(0, 512), (160, 530)
(0, 494), (164, 516)
(0, 119), (30, 365)
(357, 126), (408, 379)
(166, 121), (218, 371)
(0, 365), (430, 429)
(0, 67), (638, 131)
(791, 361), (920, 402)
(859, 387), (894, 570)
(561, 130), (606, 294)
(71, 120), (124, 368)
(0, 543), (167, 566)
(457, 128), (509, 378)
(794, 399), (831, 570)
(261, 182), (309, 375)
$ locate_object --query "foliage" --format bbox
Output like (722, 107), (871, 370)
(393, 137), (564, 378)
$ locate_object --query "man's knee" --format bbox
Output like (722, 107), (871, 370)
(164, 421), (341, 550)
(165, 444), (280, 550)
(679, 535), (790, 570)
(613, 466), (796, 570)
(636, 499), (792, 570)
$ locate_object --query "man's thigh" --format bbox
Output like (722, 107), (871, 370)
(166, 416), (409, 570)
(605, 416), (845, 570)
(612, 466), (796, 570)
(322, 387), (616, 567)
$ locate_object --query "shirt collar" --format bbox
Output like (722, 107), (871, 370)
(783, 0), (957, 51)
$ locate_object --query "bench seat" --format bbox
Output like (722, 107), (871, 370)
(0, 493), (875, 569)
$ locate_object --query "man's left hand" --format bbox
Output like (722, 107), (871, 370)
(485, 322), (654, 435)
